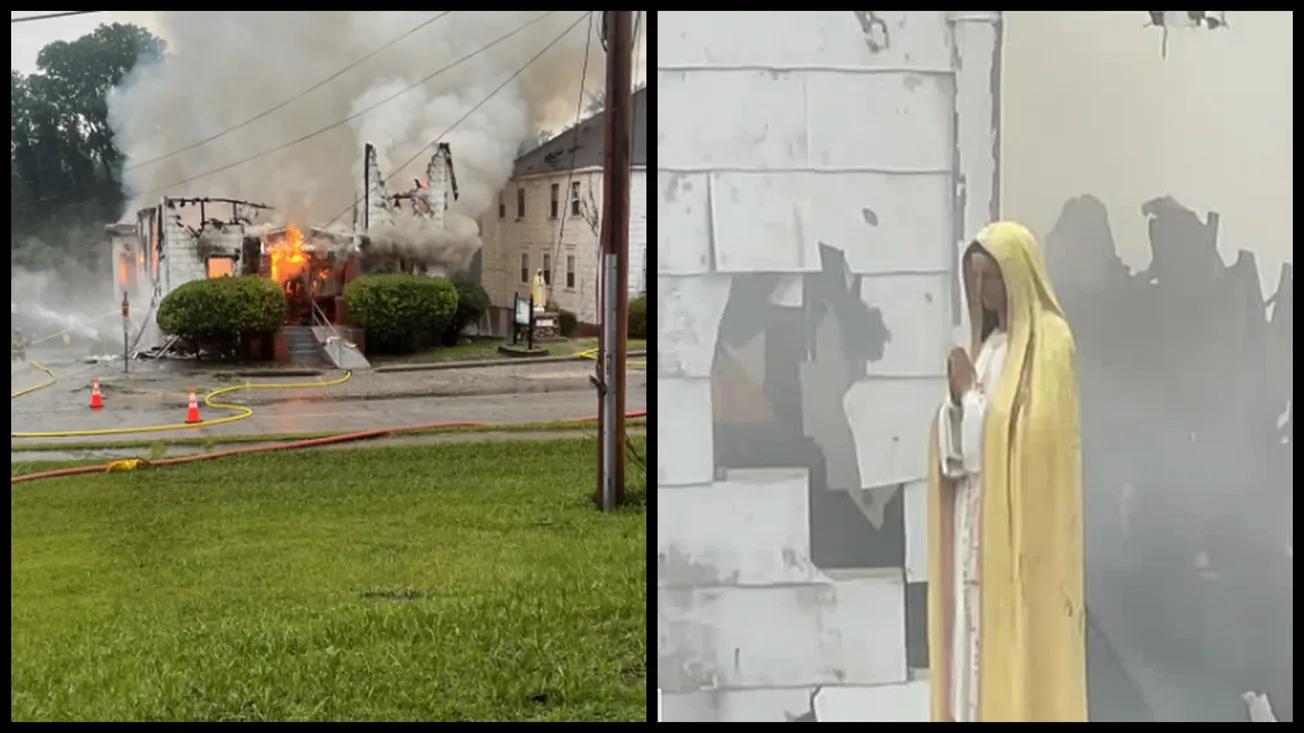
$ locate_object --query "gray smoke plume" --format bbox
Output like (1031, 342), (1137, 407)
(365, 214), (482, 273)
(107, 11), (601, 263)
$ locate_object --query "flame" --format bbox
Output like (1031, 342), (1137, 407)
(118, 257), (128, 287)
(310, 265), (334, 295)
(269, 226), (308, 285)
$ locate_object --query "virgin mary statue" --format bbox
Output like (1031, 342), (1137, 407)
(927, 221), (1087, 722)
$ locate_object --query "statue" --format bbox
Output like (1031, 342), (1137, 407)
(532, 268), (547, 312)
(927, 222), (1087, 722)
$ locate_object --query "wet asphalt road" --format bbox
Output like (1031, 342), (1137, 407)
(11, 348), (647, 447)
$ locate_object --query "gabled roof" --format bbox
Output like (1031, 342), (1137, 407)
(512, 85), (647, 179)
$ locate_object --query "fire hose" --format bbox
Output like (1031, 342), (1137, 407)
(12, 360), (648, 485)
(10, 361), (57, 400)
(12, 368), (354, 438)
(576, 347), (646, 367)
(11, 410), (649, 486)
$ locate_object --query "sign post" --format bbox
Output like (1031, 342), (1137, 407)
(513, 293), (534, 350)
(121, 291), (130, 374)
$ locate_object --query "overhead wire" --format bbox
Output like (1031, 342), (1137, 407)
(546, 12), (594, 303)
(316, 11), (593, 232)
(14, 11), (557, 210)
(121, 11), (453, 175)
(633, 11), (643, 89)
(11, 11), (100, 24)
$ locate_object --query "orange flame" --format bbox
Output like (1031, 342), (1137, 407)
(269, 226), (308, 285)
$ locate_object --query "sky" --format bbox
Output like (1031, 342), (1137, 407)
(11, 11), (163, 73)
(11, 11), (646, 80)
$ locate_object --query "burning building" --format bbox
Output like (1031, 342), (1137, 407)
(106, 143), (463, 359)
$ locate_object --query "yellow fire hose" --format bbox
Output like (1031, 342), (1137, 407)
(575, 348), (647, 367)
(11, 362), (352, 439)
(10, 361), (58, 400)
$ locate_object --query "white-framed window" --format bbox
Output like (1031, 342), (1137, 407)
(565, 253), (576, 289)
(549, 183), (560, 219)
(570, 181), (582, 216)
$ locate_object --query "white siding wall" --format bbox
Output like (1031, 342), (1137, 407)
(161, 211), (207, 296)
(657, 11), (1001, 722)
(481, 168), (648, 329)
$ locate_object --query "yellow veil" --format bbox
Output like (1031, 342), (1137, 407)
(926, 221), (1087, 721)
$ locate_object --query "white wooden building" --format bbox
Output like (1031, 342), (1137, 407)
(478, 87), (647, 335)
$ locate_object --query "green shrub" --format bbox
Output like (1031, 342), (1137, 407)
(157, 276), (286, 356)
(345, 273), (459, 353)
(558, 309), (578, 337)
(441, 274), (491, 347)
(627, 292), (647, 340)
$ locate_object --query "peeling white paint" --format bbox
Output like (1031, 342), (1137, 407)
(658, 11), (1002, 722)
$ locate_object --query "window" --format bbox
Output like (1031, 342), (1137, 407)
(570, 181), (582, 216)
(520, 252), (529, 284)
(549, 183), (560, 219)
(516, 187), (525, 218)
(566, 254), (576, 289)
(206, 256), (233, 279)
(498, 191), (505, 219)
(543, 254), (552, 285)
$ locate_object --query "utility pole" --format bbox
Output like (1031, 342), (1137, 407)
(596, 10), (633, 512)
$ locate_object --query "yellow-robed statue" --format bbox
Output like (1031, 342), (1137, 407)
(927, 221), (1087, 722)
(532, 268), (547, 312)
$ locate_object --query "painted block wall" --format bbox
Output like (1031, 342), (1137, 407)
(656, 11), (1001, 722)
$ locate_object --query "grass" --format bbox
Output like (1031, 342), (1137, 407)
(372, 338), (648, 366)
(10, 418), (647, 453)
(11, 437), (648, 722)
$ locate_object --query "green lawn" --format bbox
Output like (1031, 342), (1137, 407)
(373, 338), (648, 365)
(11, 438), (647, 722)
(10, 418), (647, 454)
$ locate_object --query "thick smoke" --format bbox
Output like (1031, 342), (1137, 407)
(366, 214), (481, 273)
(107, 11), (600, 265)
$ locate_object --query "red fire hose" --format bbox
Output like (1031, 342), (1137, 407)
(11, 410), (648, 485)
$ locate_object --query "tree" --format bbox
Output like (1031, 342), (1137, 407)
(11, 23), (165, 274)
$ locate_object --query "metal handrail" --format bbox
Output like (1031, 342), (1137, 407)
(309, 299), (355, 350)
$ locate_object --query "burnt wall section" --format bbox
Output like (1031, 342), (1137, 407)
(1045, 194), (1292, 723)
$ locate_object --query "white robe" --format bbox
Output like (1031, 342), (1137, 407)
(936, 329), (1008, 722)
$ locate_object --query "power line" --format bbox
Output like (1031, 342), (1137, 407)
(16, 11), (557, 210)
(11, 11), (101, 24)
(633, 11), (644, 89)
(125, 11), (453, 174)
(547, 11), (595, 303)
(318, 11), (593, 231)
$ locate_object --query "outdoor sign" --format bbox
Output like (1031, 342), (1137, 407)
(514, 296), (532, 327)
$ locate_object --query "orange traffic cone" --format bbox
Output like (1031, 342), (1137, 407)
(185, 388), (202, 424)
(89, 378), (104, 410)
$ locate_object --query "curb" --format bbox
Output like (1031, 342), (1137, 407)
(127, 371), (648, 408)
(373, 350), (647, 374)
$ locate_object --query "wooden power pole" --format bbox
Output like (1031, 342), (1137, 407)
(596, 11), (633, 512)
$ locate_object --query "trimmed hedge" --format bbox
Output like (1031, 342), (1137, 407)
(558, 309), (578, 337)
(157, 276), (286, 355)
(441, 274), (491, 347)
(344, 273), (459, 353)
(627, 292), (647, 340)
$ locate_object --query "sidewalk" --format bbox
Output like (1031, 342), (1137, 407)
(92, 358), (646, 408)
